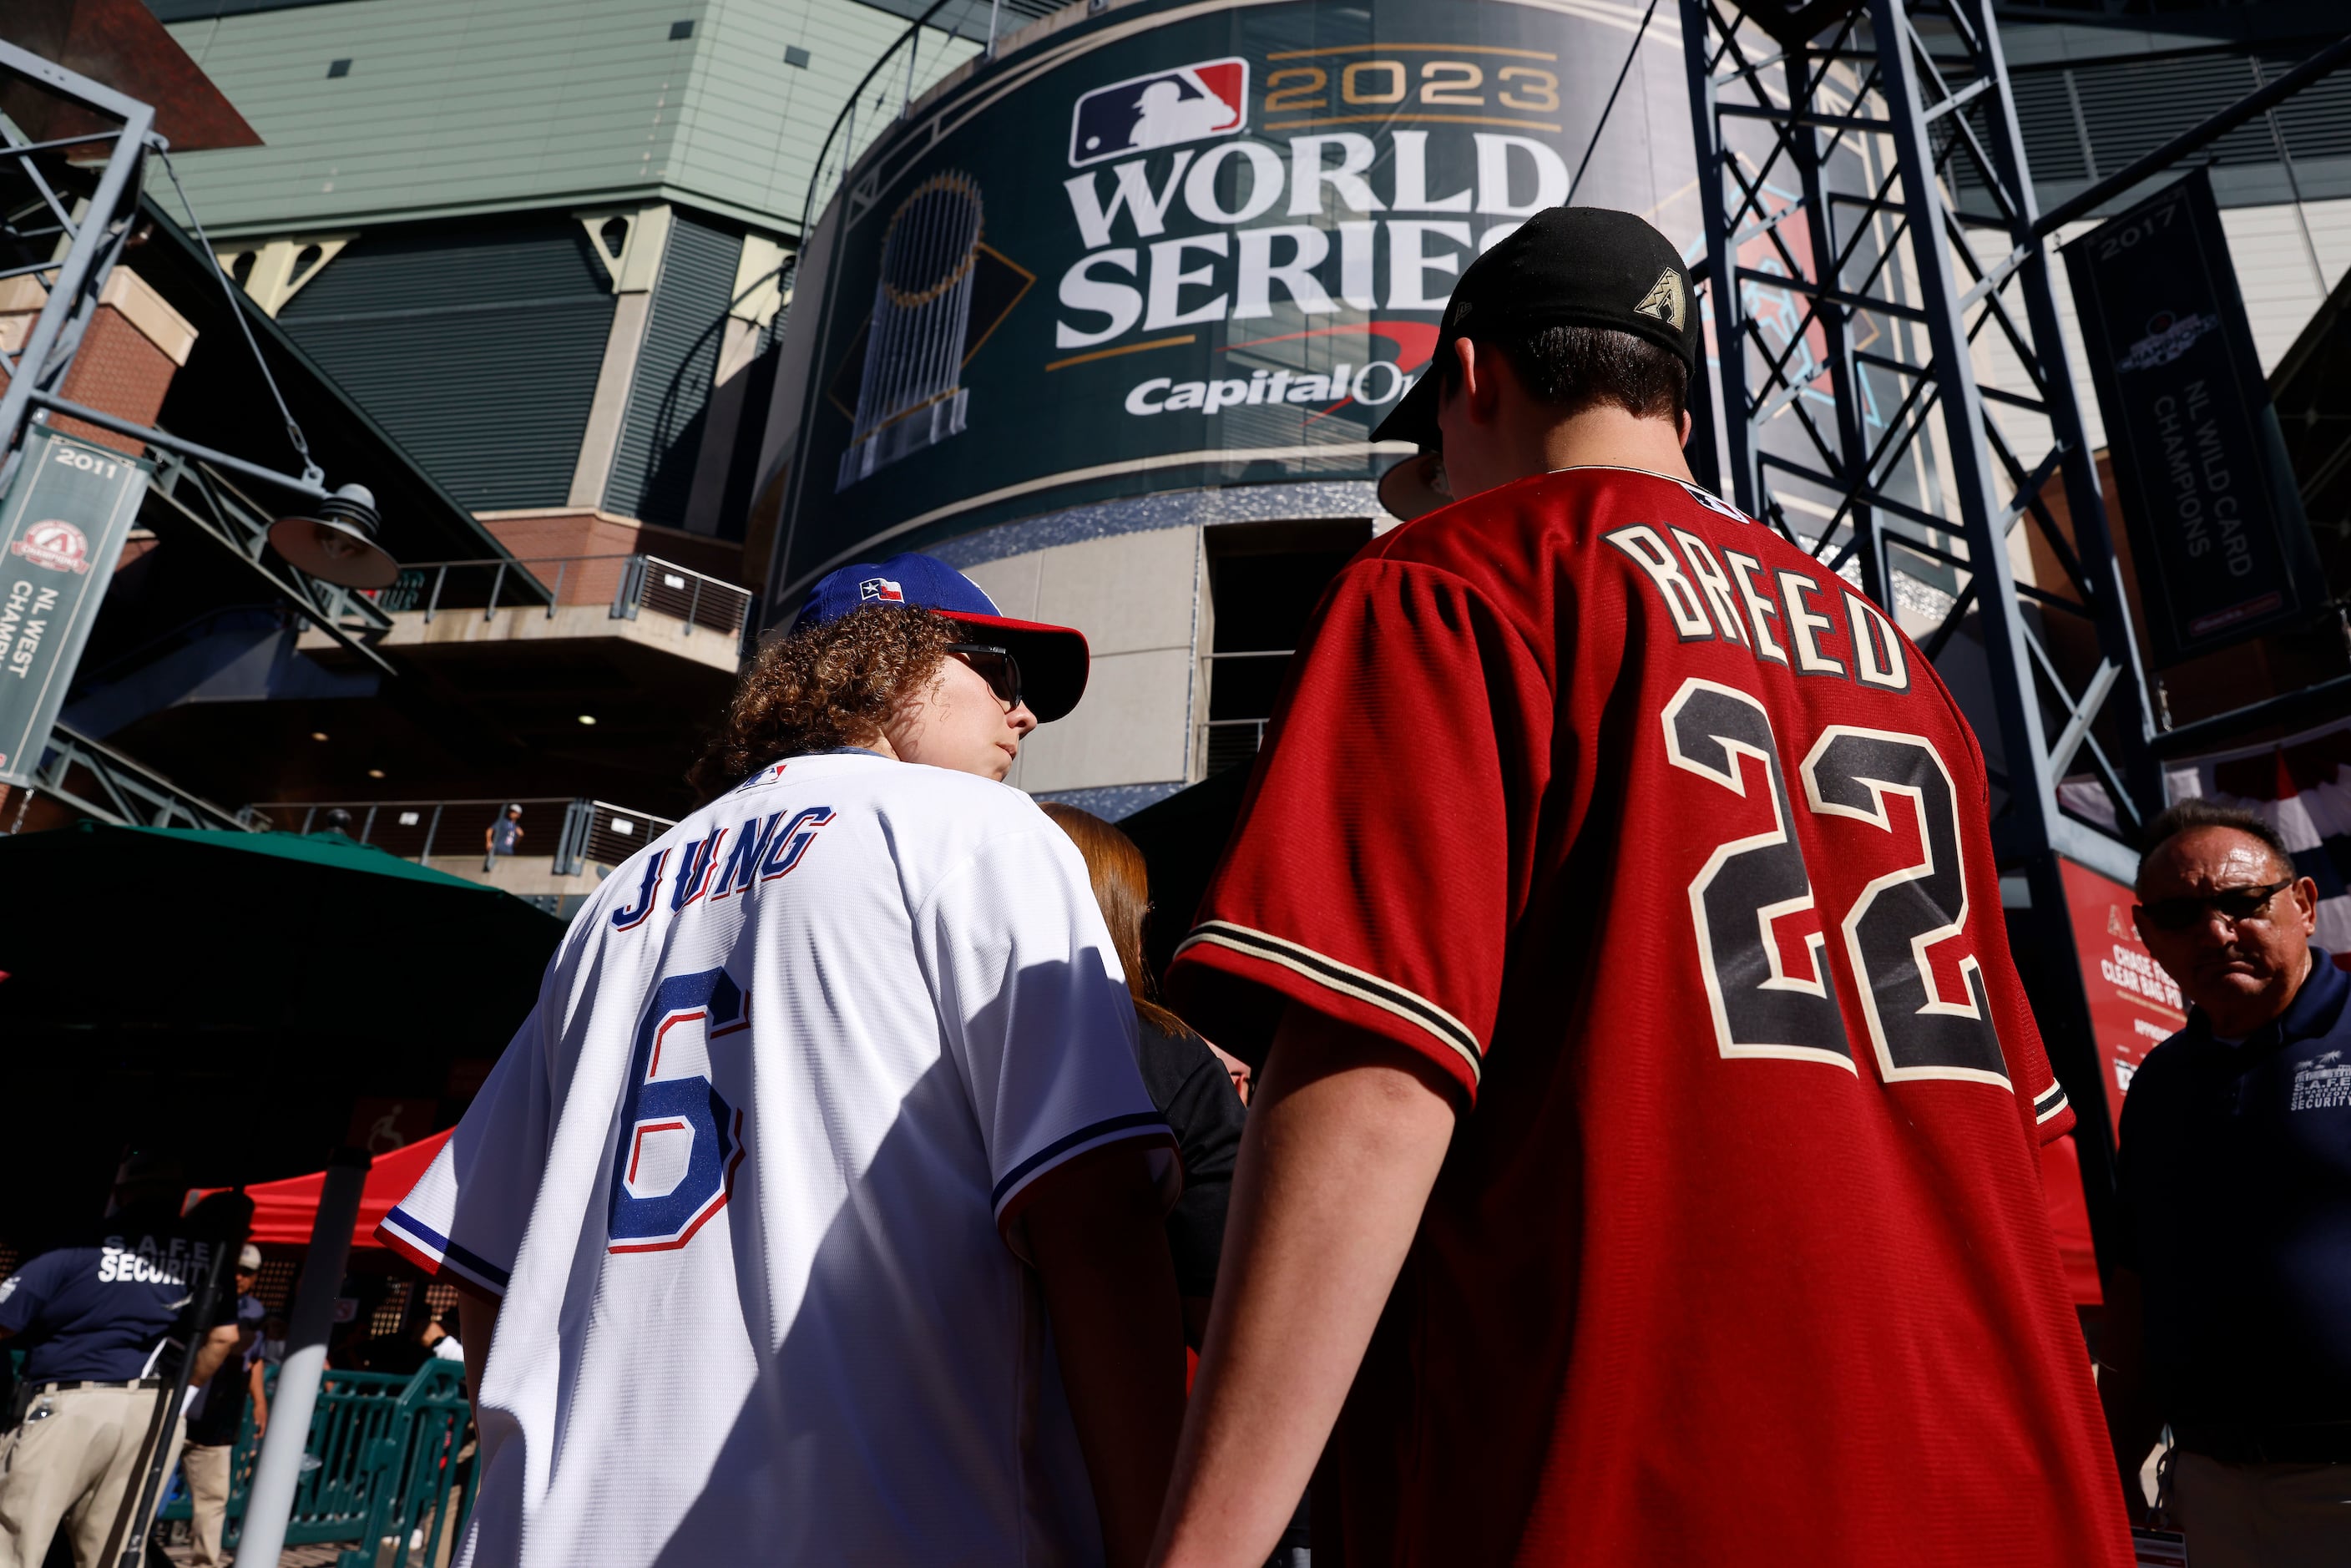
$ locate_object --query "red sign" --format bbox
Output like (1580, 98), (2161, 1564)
(2055, 857), (2186, 1136)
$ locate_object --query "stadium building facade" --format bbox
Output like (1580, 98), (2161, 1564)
(750, 0), (2351, 819)
(127, 0), (2351, 824)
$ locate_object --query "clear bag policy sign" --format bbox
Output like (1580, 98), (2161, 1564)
(764, 0), (1699, 597)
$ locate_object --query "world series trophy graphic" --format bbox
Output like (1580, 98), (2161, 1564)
(837, 172), (986, 490)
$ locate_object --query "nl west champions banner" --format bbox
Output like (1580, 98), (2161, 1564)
(771, 0), (1699, 592)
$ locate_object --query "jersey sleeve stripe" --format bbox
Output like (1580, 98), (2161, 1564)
(377, 1206), (513, 1296)
(2032, 1082), (2070, 1125)
(1175, 920), (1484, 1083)
(989, 1110), (1174, 1214)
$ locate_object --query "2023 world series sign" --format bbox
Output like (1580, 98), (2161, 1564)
(770, 0), (1699, 594)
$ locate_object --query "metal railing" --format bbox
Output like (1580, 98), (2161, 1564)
(157, 1360), (476, 1565)
(1197, 649), (1296, 777)
(251, 796), (677, 876)
(619, 554), (759, 640)
(12, 719), (260, 833)
(379, 552), (756, 648)
(1201, 719), (1269, 777)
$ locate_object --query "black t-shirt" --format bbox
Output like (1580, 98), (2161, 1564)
(185, 1295), (267, 1446)
(1132, 1011), (1246, 1298)
(0, 1202), (238, 1384)
(2117, 951), (2351, 1438)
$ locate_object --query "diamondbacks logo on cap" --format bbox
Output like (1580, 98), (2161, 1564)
(859, 577), (904, 603)
(1633, 269), (1687, 332)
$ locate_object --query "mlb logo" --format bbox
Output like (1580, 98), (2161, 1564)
(859, 577), (904, 603)
(1069, 58), (1248, 169)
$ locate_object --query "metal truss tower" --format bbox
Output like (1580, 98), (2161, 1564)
(1681, 0), (2160, 1257)
(1, 41), (400, 834)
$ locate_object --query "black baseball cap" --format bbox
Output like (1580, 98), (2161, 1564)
(1371, 206), (1700, 455)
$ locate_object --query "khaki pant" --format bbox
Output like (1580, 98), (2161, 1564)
(0, 1384), (187, 1568)
(2171, 1449), (2351, 1567)
(182, 1441), (234, 1566)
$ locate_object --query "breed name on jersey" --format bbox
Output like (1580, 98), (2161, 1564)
(610, 805), (836, 933)
(1604, 519), (1909, 691)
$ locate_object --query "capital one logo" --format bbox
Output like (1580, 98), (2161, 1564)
(1069, 58), (1248, 168)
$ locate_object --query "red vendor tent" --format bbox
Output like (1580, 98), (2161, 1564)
(197, 1131), (449, 1250)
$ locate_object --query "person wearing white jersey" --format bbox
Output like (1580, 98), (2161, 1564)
(380, 554), (1185, 1567)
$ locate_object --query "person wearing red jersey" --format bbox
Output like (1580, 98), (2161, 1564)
(1148, 207), (2132, 1567)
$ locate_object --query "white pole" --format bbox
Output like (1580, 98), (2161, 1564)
(235, 1148), (371, 1568)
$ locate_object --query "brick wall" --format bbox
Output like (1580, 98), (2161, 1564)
(477, 508), (746, 605)
(0, 269), (196, 457)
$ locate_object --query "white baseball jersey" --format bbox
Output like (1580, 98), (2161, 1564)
(380, 749), (1176, 1567)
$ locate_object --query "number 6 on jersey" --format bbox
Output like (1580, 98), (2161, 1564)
(608, 968), (751, 1252)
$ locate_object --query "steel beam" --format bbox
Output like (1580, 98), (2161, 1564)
(0, 43), (152, 458)
(28, 721), (255, 832)
(144, 448), (397, 675)
(1686, 0), (2166, 1281)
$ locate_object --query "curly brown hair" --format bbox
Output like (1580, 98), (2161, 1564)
(688, 604), (958, 799)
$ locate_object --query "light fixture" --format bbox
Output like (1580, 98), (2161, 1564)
(310, 731), (330, 742)
(268, 484), (397, 589)
(366, 768), (385, 779)
(577, 714), (598, 726)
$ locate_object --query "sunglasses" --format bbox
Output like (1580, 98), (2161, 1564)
(947, 643), (1023, 710)
(2136, 878), (2293, 933)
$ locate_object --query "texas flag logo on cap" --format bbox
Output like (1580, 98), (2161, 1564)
(858, 577), (904, 603)
(1069, 58), (1248, 168)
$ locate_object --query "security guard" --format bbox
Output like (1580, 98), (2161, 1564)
(0, 1155), (244, 1568)
(2101, 800), (2351, 1565)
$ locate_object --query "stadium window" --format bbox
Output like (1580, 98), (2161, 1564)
(786, 45), (811, 68)
(326, 58), (351, 78)
(669, 19), (694, 39)
(1199, 518), (1371, 776)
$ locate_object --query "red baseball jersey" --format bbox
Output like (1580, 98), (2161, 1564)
(1166, 467), (2131, 1566)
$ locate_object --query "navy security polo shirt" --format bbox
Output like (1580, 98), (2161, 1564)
(0, 1223), (230, 1383)
(2116, 950), (2351, 1438)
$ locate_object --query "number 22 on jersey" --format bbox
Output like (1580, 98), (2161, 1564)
(1661, 676), (2009, 1088)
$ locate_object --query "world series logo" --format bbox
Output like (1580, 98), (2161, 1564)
(1069, 58), (1248, 168)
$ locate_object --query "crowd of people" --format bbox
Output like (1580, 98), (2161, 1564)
(0, 205), (2343, 1568)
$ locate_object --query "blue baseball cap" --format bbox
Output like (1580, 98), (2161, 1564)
(792, 552), (1091, 722)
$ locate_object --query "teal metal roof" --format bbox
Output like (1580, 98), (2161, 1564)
(159, 0), (978, 238)
(118, 822), (502, 891)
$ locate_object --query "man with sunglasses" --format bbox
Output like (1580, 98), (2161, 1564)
(2100, 799), (2350, 1563)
